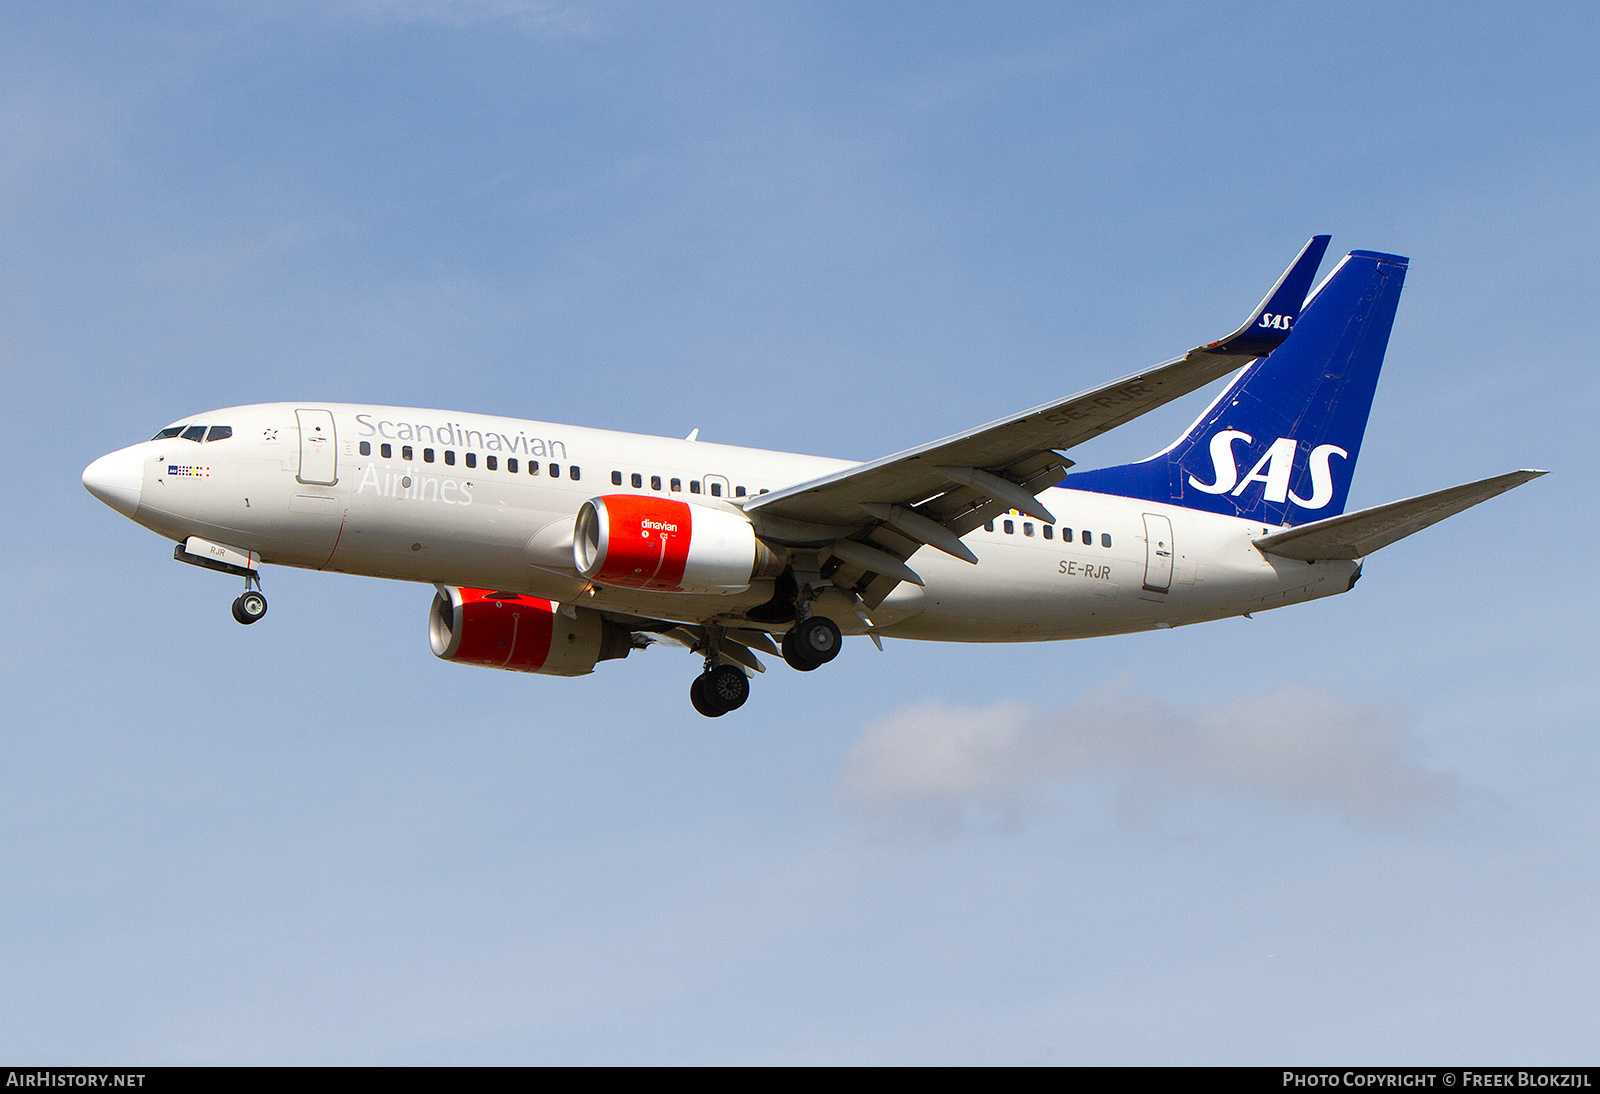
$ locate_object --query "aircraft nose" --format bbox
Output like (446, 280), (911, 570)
(83, 445), (144, 518)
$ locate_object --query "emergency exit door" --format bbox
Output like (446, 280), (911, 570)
(1142, 513), (1173, 593)
(296, 409), (338, 486)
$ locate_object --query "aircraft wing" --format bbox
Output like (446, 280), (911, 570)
(742, 237), (1331, 604)
(1253, 469), (1547, 561)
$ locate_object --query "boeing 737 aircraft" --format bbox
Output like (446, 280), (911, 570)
(83, 238), (1543, 716)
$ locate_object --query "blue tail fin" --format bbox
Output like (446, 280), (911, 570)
(1065, 248), (1408, 526)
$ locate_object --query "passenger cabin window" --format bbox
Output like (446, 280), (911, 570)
(153, 426), (185, 440)
(1062, 528), (1072, 541)
(612, 471), (623, 486)
(1003, 519), (1014, 534)
(424, 448), (435, 463)
(631, 473), (643, 488)
(670, 478), (682, 492)
(206, 426), (232, 442)
(735, 486), (746, 497)
(651, 475), (662, 491)
(570, 466), (580, 481)
(549, 463), (559, 478)
(486, 455), (497, 471)
(710, 482), (722, 497)
(445, 450), (456, 466)
(690, 481), (701, 494)
(402, 445), (413, 461)
(1082, 529), (1092, 546)
(465, 453), (477, 469)
(984, 521), (994, 532)
(359, 441), (371, 456)
(528, 461), (538, 475)
(380, 443), (392, 458)
(1043, 525), (1053, 540)
(1023, 522), (1034, 537)
(182, 425), (206, 442)
(1101, 533), (1112, 548)
(508, 458), (517, 473)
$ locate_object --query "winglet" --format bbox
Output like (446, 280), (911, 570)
(1204, 235), (1332, 357)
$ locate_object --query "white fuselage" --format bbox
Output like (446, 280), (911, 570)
(93, 402), (1359, 641)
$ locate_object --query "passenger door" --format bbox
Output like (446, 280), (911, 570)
(1142, 513), (1173, 593)
(296, 409), (338, 486)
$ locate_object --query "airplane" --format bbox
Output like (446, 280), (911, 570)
(82, 237), (1544, 717)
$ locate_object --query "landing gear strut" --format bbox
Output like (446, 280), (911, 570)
(690, 663), (750, 718)
(231, 574), (267, 625)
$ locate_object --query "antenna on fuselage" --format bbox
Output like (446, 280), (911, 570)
(685, 428), (699, 442)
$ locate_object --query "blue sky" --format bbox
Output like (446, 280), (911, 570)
(2, 1), (1597, 1063)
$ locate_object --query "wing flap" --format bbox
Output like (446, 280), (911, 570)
(1253, 470), (1546, 561)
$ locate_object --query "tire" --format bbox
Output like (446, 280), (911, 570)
(232, 592), (267, 625)
(238, 590), (267, 624)
(706, 664), (749, 712)
(782, 628), (819, 671)
(690, 674), (725, 718)
(794, 615), (841, 665)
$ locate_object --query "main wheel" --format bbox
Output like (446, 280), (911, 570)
(793, 615), (842, 665)
(232, 591), (268, 625)
(706, 664), (750, 712)
(690, 674), (725, 718)
(782, 627), (819, 671)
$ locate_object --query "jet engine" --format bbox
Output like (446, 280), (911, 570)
(573, 495), (782, 594)
(429, 586), (632, 676)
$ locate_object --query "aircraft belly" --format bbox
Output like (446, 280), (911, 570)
(895, 541), (1136, 641)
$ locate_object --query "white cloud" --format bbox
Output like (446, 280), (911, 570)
(839, 686), (1469, 826)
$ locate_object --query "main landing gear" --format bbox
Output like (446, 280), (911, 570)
(231, 574), (268, 625)
(782, 615), (841, 671)
(684, 599), (845, 717)
(690, 663), (750, 718)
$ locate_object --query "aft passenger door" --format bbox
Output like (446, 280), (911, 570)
(1142, 513), (1173, 593)
(296, 409), (338, 486)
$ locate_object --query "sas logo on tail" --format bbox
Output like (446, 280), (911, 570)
(1257, 313), (1294, 330)
(1188, 431), (1347, 509)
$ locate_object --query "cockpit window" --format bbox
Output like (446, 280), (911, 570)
(153, 426), (185, 440)
(205, 426), (232, 442)
(181, 425), (207, 442)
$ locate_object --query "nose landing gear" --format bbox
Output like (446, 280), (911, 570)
(230, 572), (267, 625)
(173, 537), (268, 626)
(231, 589), (268, 625)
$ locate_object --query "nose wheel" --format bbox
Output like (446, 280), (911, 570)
(231, 571), (267, 626)
(231, 589), (268, 625)
(690, 664), (750, 717)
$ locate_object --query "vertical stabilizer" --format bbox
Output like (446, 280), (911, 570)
(1064, 248), (1408, 526)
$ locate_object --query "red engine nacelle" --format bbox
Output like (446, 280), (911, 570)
(429, 586), (632, 676)
(573, 494), (777, 595)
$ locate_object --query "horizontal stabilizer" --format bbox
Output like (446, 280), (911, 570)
(1253, 470), (1546, 561)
